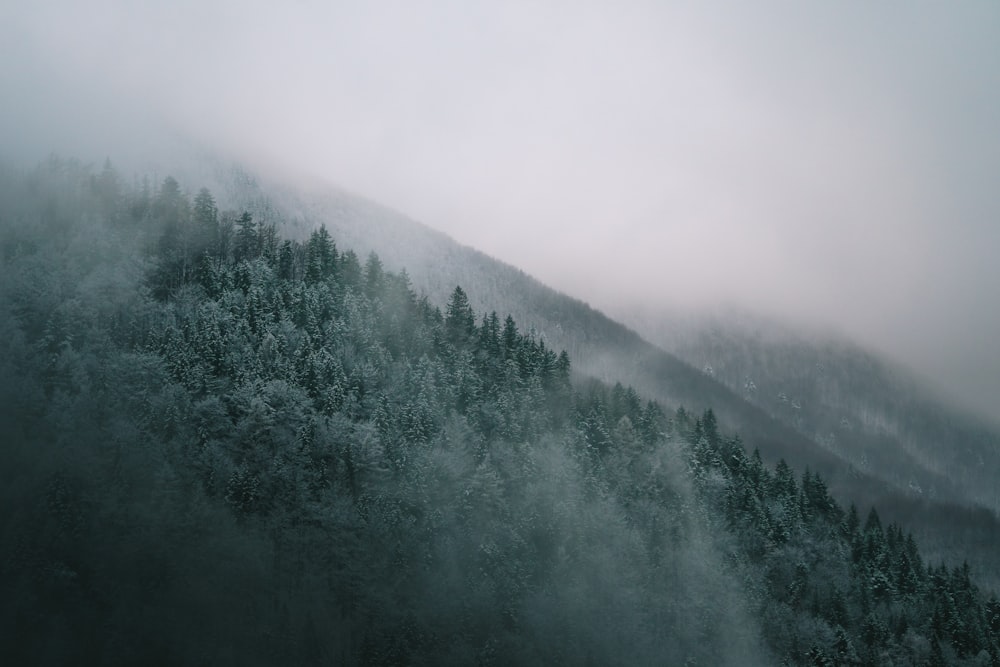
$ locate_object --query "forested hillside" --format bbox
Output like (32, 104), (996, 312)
(615, 307), (1000, 588)
(213, 168), (902, 500)
(2, 158), (999, 665)
(626, 310), (1000, 510)
(223, 164), (1000, 592)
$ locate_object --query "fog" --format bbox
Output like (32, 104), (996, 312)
(3, 1), (999, 417)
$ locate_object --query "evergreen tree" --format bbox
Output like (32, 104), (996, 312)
(445, 285), (476, 347)
(192, 187), (218, 251)
(363, 252), (384, 298)
(278, 239), (296, 281)
(234, 212), (258, 262)
(305, 224), (336, 283)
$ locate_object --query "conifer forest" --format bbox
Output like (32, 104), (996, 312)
(3, 159), (1000, 666)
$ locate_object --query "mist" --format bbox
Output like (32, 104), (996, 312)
(3, 0), (999, 417)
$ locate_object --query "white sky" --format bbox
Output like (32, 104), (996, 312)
(2, 0), (999, 416)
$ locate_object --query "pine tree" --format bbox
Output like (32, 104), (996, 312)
(339, 249), (361, 287)
(192, 187), (218, 253)
(502, 314), (519, 355)
(234, 212), (258, 262)
(364, 252), (384, 298)
(305, 225), (336, 283)
(445, 286), (476, 347)
(278, 240), (296, 281)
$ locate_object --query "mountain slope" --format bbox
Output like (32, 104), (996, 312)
(5, 158), (1000, 665)
(209, 166), (1000, 588)
(619, 307), (1000, 510)
(223, 174), (941, 478)
(37, 151), (997, 587)
(611, 305), (1000, 584)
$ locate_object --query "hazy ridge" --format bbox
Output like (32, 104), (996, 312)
(202, 160), (1000, 589)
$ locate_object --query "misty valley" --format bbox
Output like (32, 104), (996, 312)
(3, 156), (1000, 667)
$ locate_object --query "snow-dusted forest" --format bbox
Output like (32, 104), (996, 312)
(2, 157), (1000, 665)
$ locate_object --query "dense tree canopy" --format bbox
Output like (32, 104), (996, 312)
(0, 159), (997, 665)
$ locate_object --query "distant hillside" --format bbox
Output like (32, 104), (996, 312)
(615, 305), (1000, 585)
(620, 308), (1000, 511)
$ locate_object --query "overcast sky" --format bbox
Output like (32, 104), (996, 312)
(2, 1), (999, 416)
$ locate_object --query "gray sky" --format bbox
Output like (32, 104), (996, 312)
(2, 1), (1000, 417)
